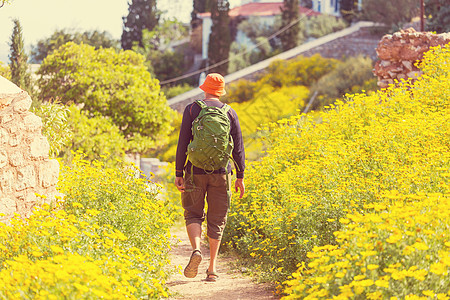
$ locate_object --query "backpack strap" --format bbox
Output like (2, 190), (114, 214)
(195, 99), (207, 109)
(221, 103), (231, 114)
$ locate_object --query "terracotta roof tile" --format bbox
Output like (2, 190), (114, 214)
(199, 2), (321, 18)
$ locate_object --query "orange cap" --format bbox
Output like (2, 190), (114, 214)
(199, 73), (226, 96)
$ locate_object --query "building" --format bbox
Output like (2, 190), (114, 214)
(197, 1), (321, 61)
(311, 0), (362, 16)
(312, 0), (340, 16)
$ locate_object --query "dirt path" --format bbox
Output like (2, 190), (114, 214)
(165, 224), (280, 300)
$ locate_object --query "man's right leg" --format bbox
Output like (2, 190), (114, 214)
(182, 174), (207, 278)
(186, 222), (202, 251)
(184, 222), (203, 278)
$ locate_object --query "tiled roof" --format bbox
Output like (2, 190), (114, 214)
(198, 2), (321, 18)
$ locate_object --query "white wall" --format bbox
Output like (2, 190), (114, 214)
(312, 0), (340, 16)
(202, 17), (213, 60)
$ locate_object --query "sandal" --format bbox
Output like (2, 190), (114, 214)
(184, 250), (202, 278)
(205, 269), (219, 282)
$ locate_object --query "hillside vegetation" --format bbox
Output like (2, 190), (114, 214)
(223, 44), (450, 298)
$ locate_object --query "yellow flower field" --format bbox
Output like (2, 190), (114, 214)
(0, 153), (179, 299)
(1, 41), (448, 300)
(223, 43), (450, 298)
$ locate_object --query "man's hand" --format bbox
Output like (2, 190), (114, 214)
(175, 176), (185, 193)
(235, 178), (245, 199)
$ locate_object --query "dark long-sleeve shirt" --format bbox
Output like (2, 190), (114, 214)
(175, 99), (245, 179)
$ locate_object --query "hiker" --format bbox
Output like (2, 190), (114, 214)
(175, 73), (245, 282)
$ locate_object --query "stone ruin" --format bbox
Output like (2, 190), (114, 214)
(374, 28), (450, 88)
(0, 76), (59, 222)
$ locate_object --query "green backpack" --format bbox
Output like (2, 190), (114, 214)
(187, 100), (234, 172)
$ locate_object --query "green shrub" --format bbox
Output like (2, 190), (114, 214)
(0, 61), (11, 80)
(162, 83), (194, 99)
(311, 55), (375, 109)
(222, 79), (259, 103)
(303, 15), (348, 39)
(32, 100), (72, 158)
(153, 112), (182, 162)
(258, 54), (339, 88)
(60, 105), (128, 164)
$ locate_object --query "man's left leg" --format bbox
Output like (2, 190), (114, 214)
(208, 237), (221, 274)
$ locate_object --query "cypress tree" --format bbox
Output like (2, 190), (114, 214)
(208, 0), (231, 75)
(121, 0), (159, 50)
(9, 18), (31, 91)
(191, 0), (211, 30)
(280, 0), (300, 51)
(339, 0), (356, 23)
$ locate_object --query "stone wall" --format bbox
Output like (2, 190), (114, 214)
(0, 76), (59, 222)
(373, 28), (450, 88)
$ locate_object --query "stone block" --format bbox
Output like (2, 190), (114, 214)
(9, 134), (18, 147)
(397, 74), (408, 80)
(402, 60), (413, 71)
(0, 197), (16, 216)
(9, 151), (24, 167)
(407, 71), (423, 80)
(16, 165), (36, 191)
(30, 136), (50, 159)
(8, 122), (23, 134)
(15, 198), (27, 217)
(380, 60), (391, 67)
(13, 93), (32, 113)
(0, 128), (8, 145)
(38, 159), (60, 188)
(25, 192), (37, 204)
(0, 111), (13, 124)
(23, 113), (43, 132)
(0, 150), (7, 168)
(0, 95), (13, 111)
(0, 169), (14, 193)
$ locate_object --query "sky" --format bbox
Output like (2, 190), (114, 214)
(0, 0), (196, 63)
(0, 0), (250, 64)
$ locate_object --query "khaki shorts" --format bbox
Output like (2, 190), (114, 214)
(182, 173), (232, 240)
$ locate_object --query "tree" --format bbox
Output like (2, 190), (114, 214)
(0, 0), (12, 8)
(31, 29), (120, 63)
(280, 0), (300, 51)
(121, 0), (160, 50)
(37, 42), (175, 154)
(362, 0), (419, 31)
(339, 0), (357, 23)
(425, 0), (450, 33)
(9, 19), (31, 91)
(208, 0), (231, 75)
(191, 0), (212, 30)
(133, 19), (188, 81)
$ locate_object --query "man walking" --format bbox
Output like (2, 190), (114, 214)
(175, 73), (245, 282)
